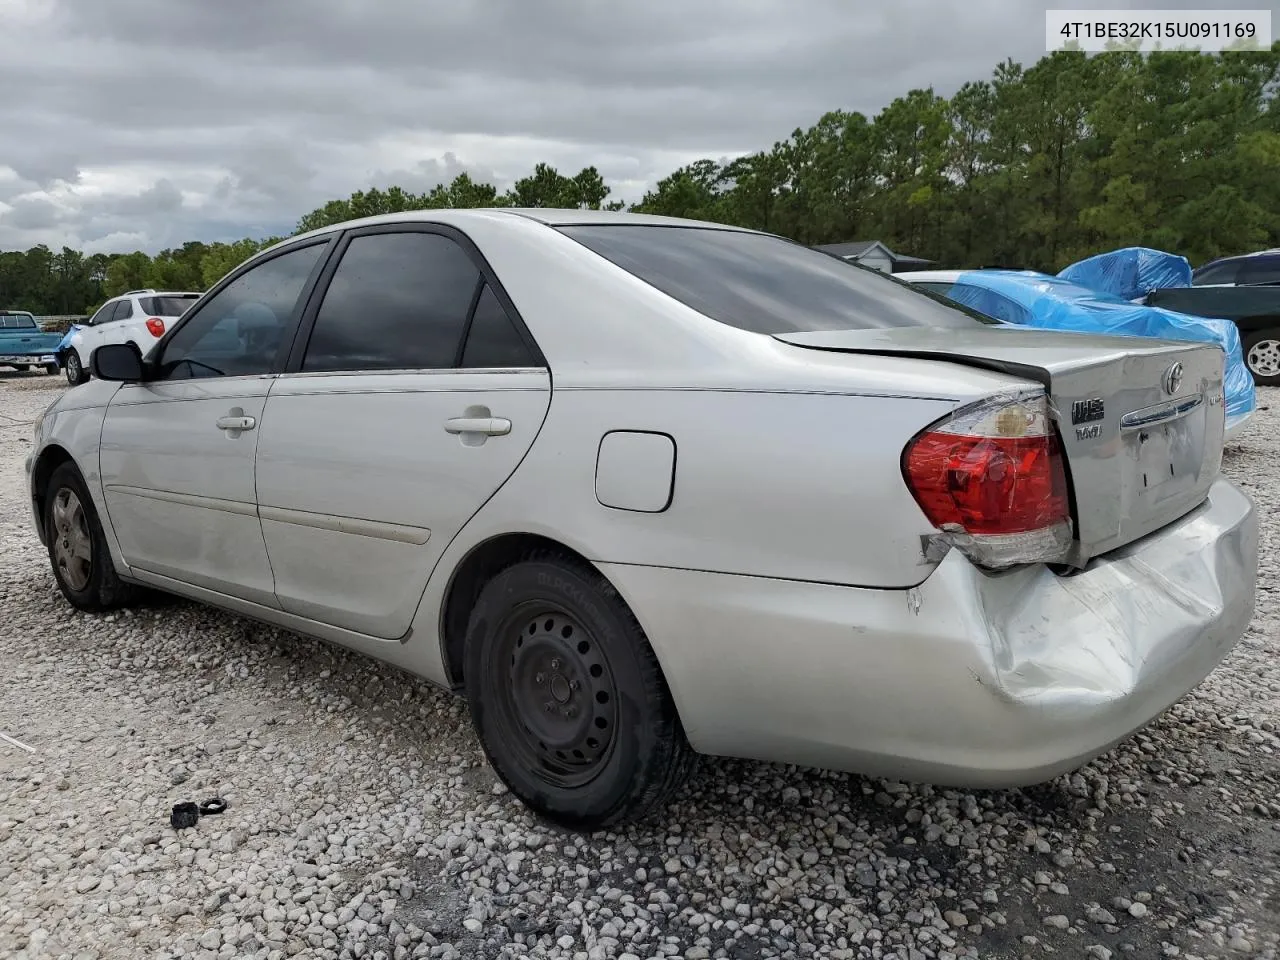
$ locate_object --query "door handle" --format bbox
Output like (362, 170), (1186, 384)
(444, 417), (511, 437)
(216, 415), (256, 431)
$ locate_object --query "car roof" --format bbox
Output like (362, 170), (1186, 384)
(279, 208), (766, 251)
(118, 290), (201, 298)
(896, 270), (964, 283)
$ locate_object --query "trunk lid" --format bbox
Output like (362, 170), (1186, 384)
(776, 326), (1227, 565)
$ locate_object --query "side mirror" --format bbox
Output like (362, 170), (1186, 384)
(91, 343), (146, 382)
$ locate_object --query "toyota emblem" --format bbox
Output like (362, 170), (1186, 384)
(1162, 361), (1183, 396)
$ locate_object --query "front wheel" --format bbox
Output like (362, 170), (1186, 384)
(43, 461), (137, 612)
(1244, 327), (1280, 386)
(463, 554), (695, 830)
(64, 350), (88, 386)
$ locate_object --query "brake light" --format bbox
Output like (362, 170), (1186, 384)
(145, 317), (165, 337)
(903, 390), (1072, 568)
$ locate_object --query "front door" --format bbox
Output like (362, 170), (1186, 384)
(255, 227), (551, 639)
(98, 241), (331, 604)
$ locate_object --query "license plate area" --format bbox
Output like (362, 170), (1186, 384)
(1122, 395), (1205, 505)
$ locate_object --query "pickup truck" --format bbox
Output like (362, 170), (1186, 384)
(1144, 286), (1280, 386)
(0, 311), (62, 374)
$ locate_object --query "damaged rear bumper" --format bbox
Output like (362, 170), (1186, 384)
(601, 479), (1257, 786)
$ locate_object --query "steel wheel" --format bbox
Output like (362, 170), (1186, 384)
(51, 487), (92, 591)
(64, 351), (84, 385)
(491, 603), (620, 789)
(1247, 337), (1280, 379)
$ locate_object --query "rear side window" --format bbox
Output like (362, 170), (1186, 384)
(303, 231), (481, 372)
(460, 284), (537, 368)
(560, 225), (996, 334)
(141, 295), (199, 317)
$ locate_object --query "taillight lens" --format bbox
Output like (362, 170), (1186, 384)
(145, 317), (165, 337)
(903, 391), (1072, 568)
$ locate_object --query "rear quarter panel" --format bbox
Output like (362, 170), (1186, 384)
(424, 386), (961, 588)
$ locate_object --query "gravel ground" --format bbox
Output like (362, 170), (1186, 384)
(1, 371), (1277, 960)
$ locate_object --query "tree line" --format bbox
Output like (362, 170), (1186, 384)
(4, 48), (1279, 317)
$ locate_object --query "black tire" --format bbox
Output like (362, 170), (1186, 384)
(43, 461), (137, 612)
(1243, 327), (1280, 387)
(463, 553), (696, 830)
(13, 364), (29, 372)
(44, 362), (59, 375)
(64, 350), (88, 386)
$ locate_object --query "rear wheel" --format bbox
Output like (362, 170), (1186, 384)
(44, 362), (58, 375)
(1244, 327), (1280, 386)
(463, 554), (695, 829)
(12, 364), (29, 372)
(43, 461), (137, 612)
(64, 350), (88, 386)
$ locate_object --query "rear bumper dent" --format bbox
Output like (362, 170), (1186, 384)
(602, 479), (1257, 787)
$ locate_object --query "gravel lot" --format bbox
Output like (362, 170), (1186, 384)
(1, 372), (1277, 960)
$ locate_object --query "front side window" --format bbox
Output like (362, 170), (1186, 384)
(302, 231), (481, 372)
(1192, 259), (1241, 285)
(560, 225), (997, 334)
(155, 243), (325, 380)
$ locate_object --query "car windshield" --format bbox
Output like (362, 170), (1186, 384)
(141, 295), (200, 317)
(558, 225), (997, 334)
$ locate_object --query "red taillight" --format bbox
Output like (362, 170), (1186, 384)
(145, 317), (165, 337)
(903, 391), (1072, 567)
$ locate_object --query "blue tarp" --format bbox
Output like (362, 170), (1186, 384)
(1057, 246), (1193, 301)
(942, 270), (1256, 424)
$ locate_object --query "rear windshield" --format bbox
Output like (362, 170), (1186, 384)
(141, 295), (199, 317)
(559, 225), (996, 334)
(0, 313), (37, 328)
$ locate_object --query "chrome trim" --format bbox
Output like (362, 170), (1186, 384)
(1119, 394), (1203, 431)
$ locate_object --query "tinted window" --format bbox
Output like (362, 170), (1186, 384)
(1192, 259), (1240, 285)
(560, 226), (995, 334)
(1, 313), (36, 328)
(461, 284), (537, 368)
(911, 282), (955, 296)
(303, 231), (480, 372)
(1240, 255), (1280, 285)
(157, 243), (325, 380)
(141, 295), (199, 317)
(113, 300), (135, 321)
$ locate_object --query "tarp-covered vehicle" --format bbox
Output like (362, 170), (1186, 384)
(1057, 246), (1280, 387)
(898, 269), (1256, 440)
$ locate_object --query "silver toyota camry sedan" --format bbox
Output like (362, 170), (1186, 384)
(26, 210), (1257, 829)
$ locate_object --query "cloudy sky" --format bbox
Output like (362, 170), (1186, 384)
(0, 0), (1265, 254)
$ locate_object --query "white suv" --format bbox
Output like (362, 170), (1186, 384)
(62, 290), (201, 385)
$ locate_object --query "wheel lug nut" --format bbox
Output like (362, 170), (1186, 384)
(550, 658), (560, 670)
(544, 703), (555, 713)
(570, 680), (581, 691)
(535, 673), (545, 685)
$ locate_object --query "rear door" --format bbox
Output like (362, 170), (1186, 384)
(255, 225), (550, 639)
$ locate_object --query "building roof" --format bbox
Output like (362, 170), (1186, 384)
(814, 240), (933, 267)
